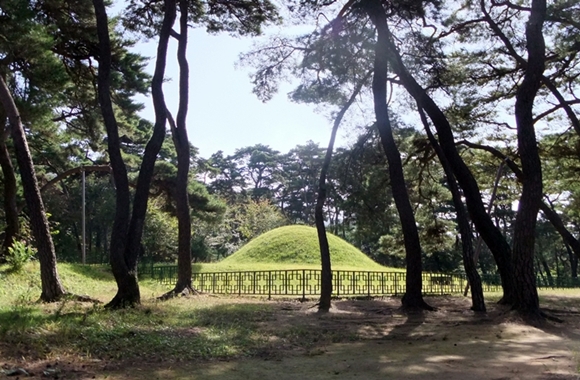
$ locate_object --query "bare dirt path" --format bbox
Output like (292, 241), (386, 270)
(2, 295), (579, 379)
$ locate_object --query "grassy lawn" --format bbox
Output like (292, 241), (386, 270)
(1, 263), (579, 380)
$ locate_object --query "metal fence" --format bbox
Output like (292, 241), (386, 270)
(140, 265), (526, 298)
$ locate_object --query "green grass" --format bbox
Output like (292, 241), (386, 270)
(219, 225), (387, 270)
(0, 263), (276, 362)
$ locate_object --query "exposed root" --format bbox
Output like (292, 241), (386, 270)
(539, 310), (564, 323)
(158, 285), (201, 301)
(65, 293), (102, 304)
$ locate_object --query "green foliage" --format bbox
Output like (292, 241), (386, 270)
(222, 225), (384, 269)
(143, 202), (179, 263)
(6, 241), (36, 273)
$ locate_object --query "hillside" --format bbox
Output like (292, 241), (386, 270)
(220, 225), (384, 270)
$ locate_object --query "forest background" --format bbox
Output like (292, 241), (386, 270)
(0, 0), (578, 314)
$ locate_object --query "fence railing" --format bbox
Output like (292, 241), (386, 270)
(139, 266), (502, 298)
(139, 265), (580, 298)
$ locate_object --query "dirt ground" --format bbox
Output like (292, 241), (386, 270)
(2, 295), (580, 380)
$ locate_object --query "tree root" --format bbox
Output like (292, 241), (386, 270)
(65, 293), (102, 304)
(158, 285), (202, 301)
(539, 310), (564, 323)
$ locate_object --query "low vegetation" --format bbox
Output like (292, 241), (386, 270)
(0, 263), (579, 380)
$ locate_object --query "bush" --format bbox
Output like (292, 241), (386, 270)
(6, 241), (36, 273)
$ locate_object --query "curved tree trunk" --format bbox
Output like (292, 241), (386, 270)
(316, 72), (370, 313)
(419, 107), (485, 312)
(94, 0), (176, 308)
(118, 0), (176, 306)
(366, 0), (431, 310)
(160, 0), (192, 299)
(0, 75), (67, 302)
(364, 2), (515, 305)
(0, 122), (19, 259)
(92, 0), (135, 308)
(458, 140), (580, 264)
(511, 0), (546, 315)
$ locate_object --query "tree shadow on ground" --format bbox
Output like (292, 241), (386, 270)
(1, 296), (579, 380)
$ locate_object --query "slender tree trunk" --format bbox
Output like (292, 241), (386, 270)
(364, 1), (515, 305)
(316, 72), (370, 313)
(0, 75), (67, 301)
(419, 107), (485, 312)
(92, 0), (136, 307)
(511, 0), (546, 315)
(566, 244), (578, 278)
(459, 140), (580, 263)
(161, 0), (192, 299)
(118, 0), (176, 306)
(366, 1), (431, 310)
(537, 250), (553, 287)
(0, 123), (19, 259)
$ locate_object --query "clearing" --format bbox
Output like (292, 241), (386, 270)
(1, 293), (579, 380)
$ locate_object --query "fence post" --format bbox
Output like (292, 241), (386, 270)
(367, 272), (371, 297)
(268, 271), (272, 300)
(302, 269), (306, 301)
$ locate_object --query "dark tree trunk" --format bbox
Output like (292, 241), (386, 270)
(161, 0), (192, 299)
(419, 107), (485, 312)
(315, 72), (370, 313)
(0, 76), (67, 302)
(94, 0), (176, 308)
(92, 0), (135, 307)
(511, 0), (546, 315)
(566, 244), (578, 278)
(365, 2), (515, 305)
(537, 250), (553, 287)
(366, 1), (431, 310)
(458, 140), (580, 263)
(118, 0), (176, 306)
(0, 125), (19, 259)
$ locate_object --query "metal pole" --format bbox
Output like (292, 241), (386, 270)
(82, 168), (86, 264)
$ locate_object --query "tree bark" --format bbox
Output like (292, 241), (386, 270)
(0, 122), (19, 259)
(419, 107), (485, 312)
(366, 0), (431, 310)
(0, 75), (67, 302)
(315, 72), (370, 313)
(511, 0), (546, 315)
(159, 0), (192, 299)
(93, 0), (136, 307)
(120, 0), (176, 294)
(362, 1), (516, 305)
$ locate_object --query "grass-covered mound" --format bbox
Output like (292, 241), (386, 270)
(220, 225), (384, 270)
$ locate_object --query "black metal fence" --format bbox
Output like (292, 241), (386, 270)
(140, 265), (528, 298)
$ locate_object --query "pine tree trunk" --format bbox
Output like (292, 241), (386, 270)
(364, 2), (516, 304)
(170, 0), (193, 296)
(0, 126), (19, 259)
(315, 72), (369, 313)
(511, 0), (546, 316)
(92, 0), (135, 307)
(366, 1), (431, 310)
(0, 75), (66, 302)
(420, 107), (485, 312)
(120, 0), (176, 304)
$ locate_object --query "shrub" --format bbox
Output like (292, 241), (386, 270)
(6, 241), (36, 273)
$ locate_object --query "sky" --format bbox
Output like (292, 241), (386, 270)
(131, 27), (350, 159)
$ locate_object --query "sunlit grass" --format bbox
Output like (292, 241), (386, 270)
(220, 225), (387, 270)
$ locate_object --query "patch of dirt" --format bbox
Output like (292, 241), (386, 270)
(1, 295), (579, 379)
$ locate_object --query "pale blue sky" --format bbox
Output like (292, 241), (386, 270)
(132, 27), (349, 158)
